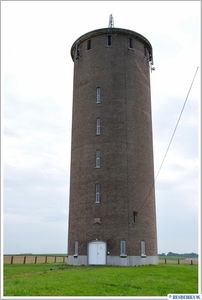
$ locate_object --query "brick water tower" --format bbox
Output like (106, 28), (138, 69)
(68, 16), (158, 266)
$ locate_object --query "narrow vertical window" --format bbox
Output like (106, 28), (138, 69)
(95, 149), (100, 168)
(144, 45), (147, 57)
(96, 118), (100, 135)
(129, 38), (133, 48)
(120, 241), (127, 257)
(133, 211), (137, 223)
(96, 87), (100, 103)
(95, 184), (100, 203)
(75, 43), (79, 59)
(107, 35), (112, 46)
(74, 241), (78, 257)
(87, 39), (91, 50)
(141, 241), (146, 257)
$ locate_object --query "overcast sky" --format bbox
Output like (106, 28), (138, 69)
(1, 1), (200, 255)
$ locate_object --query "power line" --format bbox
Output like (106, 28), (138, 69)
(137, 66), (199, 213)
(154, 66), (199, 182)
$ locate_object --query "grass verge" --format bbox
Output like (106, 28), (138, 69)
(4, 263), (198, 296)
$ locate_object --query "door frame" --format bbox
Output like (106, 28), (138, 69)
(87, 240), (107, 265)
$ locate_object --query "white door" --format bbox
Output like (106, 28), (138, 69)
(88, 241), (106, 265)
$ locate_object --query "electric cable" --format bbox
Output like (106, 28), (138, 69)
(137, 66), (199, 213)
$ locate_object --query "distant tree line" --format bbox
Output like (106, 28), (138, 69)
(159, 252), (198, 257)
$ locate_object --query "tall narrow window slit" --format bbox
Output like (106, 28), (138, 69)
(107, 35), (112, 46)
(95, 149), (100, 168)
(96, 118), (100, 135)
(95, 183), (100, 203)
(96, 87), (100, 103)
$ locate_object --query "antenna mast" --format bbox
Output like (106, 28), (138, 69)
(108, 14), (114, 28)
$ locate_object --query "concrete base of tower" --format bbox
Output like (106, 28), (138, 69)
(68, 255), (158, 266)
(107, 255), (159, 266)
(68, 255), (87, 265)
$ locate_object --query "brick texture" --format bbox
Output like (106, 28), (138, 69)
(68, 28), (158, 260)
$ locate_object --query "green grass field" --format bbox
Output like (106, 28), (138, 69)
(4, 263), (198, 296)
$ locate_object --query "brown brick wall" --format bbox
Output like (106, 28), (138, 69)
(68, 28), (157, 259)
